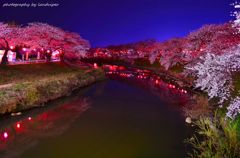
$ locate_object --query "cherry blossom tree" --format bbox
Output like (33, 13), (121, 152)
(21, 23), (90, 62)
(22, 23), (63, 50)
(187, 45), (240, 105)
(203, 24), (240, 54)
(59, 32), (90, 61)
(185, 3), (240, 120)
(159, 38), (186, 69)
(183, 23), (240, 63)
(0, 23), (25, 65)
(227, 97), (240, 119)
(232, 2), (240, 32)
(149, 52), (158, 64)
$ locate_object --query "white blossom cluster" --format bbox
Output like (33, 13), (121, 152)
(149, 52), (158, 64)
(233, 2), (240, 33)
(227, 97), (240, 119)
(185, 3), (240, 120)
(0, 22), (11, 37)
(187, 46), (240, 105)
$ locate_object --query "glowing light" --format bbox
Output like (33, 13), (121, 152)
(3, 132), (8, 139)
(155, 80), (159, 84)
(41, 48), (44, 51)
(94, 63), (98, 68)
(10, 46), (14, 50)
(109, 66), (115, 71)
(16, 123), (21, 129)
(22, 48), (27, 51)
(119, 66), (125, 70)
(52, 51), (60, 57)
(28, 117), (32, 121)
(47, 50), (50, 53)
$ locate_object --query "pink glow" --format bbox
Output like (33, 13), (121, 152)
(94, 63), (98, 68)
(16, 123), (21, 129)
(22, 48), (27, 51)
(10, 46), (14, 50)
(28, 117), (32, 121)
(3, 132), (8, 139)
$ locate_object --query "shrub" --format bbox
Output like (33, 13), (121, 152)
(187, 116), (240, 158)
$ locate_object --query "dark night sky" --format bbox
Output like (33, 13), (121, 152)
(0, 0), (235, 47)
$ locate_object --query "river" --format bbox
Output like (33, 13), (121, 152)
(0, 67), (192, 158)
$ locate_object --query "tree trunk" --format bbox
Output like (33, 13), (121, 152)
(60, 52), (65, 63)
(1, 49), (9, 65)
(46, 52), (52, 62)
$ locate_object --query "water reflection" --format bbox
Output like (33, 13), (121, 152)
(104, 65), (190, 107)
(0, 65), (192, 158)
(0, 97), (89, 158)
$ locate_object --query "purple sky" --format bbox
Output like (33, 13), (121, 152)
(0, 0), (234, 47)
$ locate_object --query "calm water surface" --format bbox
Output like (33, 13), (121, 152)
(0, 77), (192, 158)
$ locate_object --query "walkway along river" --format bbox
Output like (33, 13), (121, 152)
(0, 66), (193, 158)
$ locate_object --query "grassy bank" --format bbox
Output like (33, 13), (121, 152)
(0, 63), (105, 114)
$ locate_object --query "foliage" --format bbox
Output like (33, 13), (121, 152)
(183, 94), (210, 119)
(90, 22), (240, 70)
(186, 45), (240, 118)
(227, 97), (240, 119)
(187, 53), (231, 104)
(187, 116), (240, 158)
(232, 2), (240, 33)
(0, 22), (90, 63)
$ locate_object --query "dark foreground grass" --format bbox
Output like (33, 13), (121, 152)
(0, 63), (84, 85)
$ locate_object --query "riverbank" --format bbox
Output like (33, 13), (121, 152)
(82, 58), (194, 89)
(0, 63), (105, 114)
(132, 60), (240, 157)
(84, 57), (240, 156)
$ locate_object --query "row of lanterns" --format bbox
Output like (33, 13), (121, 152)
(105, 65), (188, 94)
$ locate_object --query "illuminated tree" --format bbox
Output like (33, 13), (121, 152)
(184, 23), (240, 62)
(58, 32), (90, 61)
(227, 97), (240, 119)
(0, 23), (24, 65)
(187, 46), (240, 105)
(159, 38), (186, 69)
(233, 2), (240, 32)
(24, 23), (89, 62)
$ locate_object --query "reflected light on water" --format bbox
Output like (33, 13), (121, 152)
(3, 132), (8, 139)
(0, 98), (90, 158)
